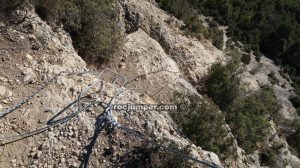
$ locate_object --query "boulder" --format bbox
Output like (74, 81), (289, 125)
(22, 68), (36, 83)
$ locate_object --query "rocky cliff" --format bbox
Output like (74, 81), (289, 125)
(0, 0), (299, 168)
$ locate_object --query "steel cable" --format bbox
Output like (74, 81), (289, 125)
(104, 90), (222, 168)
(0, 68), (222, 168)
(0, 99), (99, 145)
(0, 70), (91, 118)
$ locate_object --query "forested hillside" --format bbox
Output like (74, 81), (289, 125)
(157, 0), (300, 162)
(157, 0), (300, 94)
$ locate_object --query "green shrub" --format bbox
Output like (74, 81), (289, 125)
(36, 0), (124, 63)
(119, 142), (190, 168)
(188, 0), (300, 94)
(287, 118), (300, 157)
(205, 53), (280, 154)
(156, 0), (224, 49)
(241, 53), (251, 65)
(268, 72), (279, 85)
(254, 51), (262, 62)
(171, 94), (236, 159)
(226, 86), (280, 154)
(54, 0), (81, 33)
(260, 142), (284, 166)
(73, 0), (124, 62)
(0, 0), (25, 11)
(290, 87), (300, 115)
(206, 59), (240, 111)
(209, 27), (224, 50)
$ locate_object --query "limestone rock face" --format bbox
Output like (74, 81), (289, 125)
(240, 56), (297, 120)
(118, 0), (224, 84)
(0, 3), (220, 168)
(0, 0), (299, 168)
(108, 1), (300, 167)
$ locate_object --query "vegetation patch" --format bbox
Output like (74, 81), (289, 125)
(260, 142), (285, 166)
(241, 53), (251, 65)
(0, 0), (25, 11)
(286, 118), (300, 157)
(290, 97), (300, 116)
(156, 0), (224, 50)
(171, 94), (236, 159)
(118, 142), (190, 168)
(204, 51), (280, 154)
(205, 49), (242, 111)
(187, 0), (300, 72)
(184, 0), (300, 106)
(174, 47), (280, 155)
(35, 0), (124, 63)
(268, 72), (280, 85)
(290, 87), (300, 116)
(226, 86), (280, 154)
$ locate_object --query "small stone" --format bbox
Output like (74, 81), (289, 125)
(68, 130), (74, 137)
(105, 90), (114, 97)
(36, 151), (42, 158)
(52, 65), (67, 75)
(112, 116), (118, 124)
(87, 107), (93, 112)
(70, 162), (78, 168)
(141, 74), (148, 80)
(7, 91), (13, 97)
(10, 159), (17, 167)
(60, 158), (65, 164)
(0, 86), (6, 96)
(28, 34), (36, 40)
(25, 54), (33, 60)
(0, 22), (6, 28)
(61, 146), (67, 150)
(0, 77), (8, 83)
(74, 131), (79, 137)
(8, 80), (13, 85)
(31, 147), (37, 152)
(0, 104), (3, 111)
(118, 63), (125, 68)
(53, 145), (59, 151)
(22, 68), (36, 83)
(71, 150), (79, 157)
(144, 121), (152, 130)
(15, 79), (21, 85)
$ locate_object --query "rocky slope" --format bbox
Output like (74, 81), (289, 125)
(0, 0), (299, 168)
(0, 2), (221, 168)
